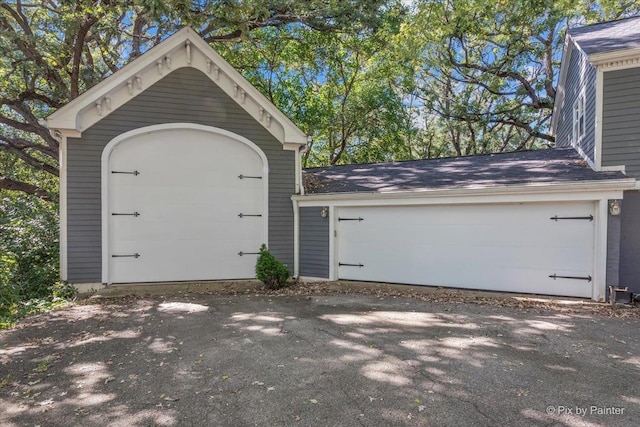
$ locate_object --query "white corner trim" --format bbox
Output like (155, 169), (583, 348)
(292, 197), (299, 278)
(594, 66), (604, 171)
(294, 146), (300, 195)
(328, 206), (337, 281)
(43, 27), (307, 148)
(58, 134), (68, 281)
(100, 123), (269, 284)
(592, 199), (608, 301)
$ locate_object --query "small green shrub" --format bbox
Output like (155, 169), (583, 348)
(255, 244), (290, 289)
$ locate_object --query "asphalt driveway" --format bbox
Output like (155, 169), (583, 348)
(1, 291), (639, 426)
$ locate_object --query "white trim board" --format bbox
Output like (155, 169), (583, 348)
(58, 135), (68, 281)
(293, 180), (633, 208)
(100, 123), (269, 284)
(42, 27), (307, 149)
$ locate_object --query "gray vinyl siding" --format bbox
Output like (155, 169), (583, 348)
(299, 207), (329, 278)
(602, 67), (640, 178)
(66, 67), (295, 283)
(619, 191), (640, 293)
(555, 44), (597, 163)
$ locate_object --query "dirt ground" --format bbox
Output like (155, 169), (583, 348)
(1, 282), (639, 426)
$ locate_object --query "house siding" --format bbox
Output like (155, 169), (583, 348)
(299, 207), (330, 278)
(66, 67), (295, 283)
(602, 67), (640, 178)
(555, 44), (597, 163)
(619, 190), (640, 293)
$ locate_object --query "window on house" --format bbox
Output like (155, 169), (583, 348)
(572, 94), (585, 143)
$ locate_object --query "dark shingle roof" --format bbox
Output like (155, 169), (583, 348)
(303, 148), (628, 194)
(569, 16), (640, 55)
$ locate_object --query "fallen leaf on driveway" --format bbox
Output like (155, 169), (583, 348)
(309, 399), (318, 404)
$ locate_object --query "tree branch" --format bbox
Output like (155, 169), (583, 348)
(0, 178), (55, 202)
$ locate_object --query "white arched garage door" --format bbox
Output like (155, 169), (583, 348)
(102, 124), (267, 284)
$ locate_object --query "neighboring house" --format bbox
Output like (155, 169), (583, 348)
(43, 28), (307, 289)
(552, 16), (640, 298)
(44, 20), (639, 301)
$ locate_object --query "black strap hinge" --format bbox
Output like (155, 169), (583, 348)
(339, 262), (364, 267)
(549, 274), (592, 282)
(550, 215), (593, 222)
(238, 174), (262, 180)
(112, 212), (140, 217)
(238, 213), (262, 218)
(111, 170), (140, 176)
(238, 251), (259, 256)
(338, 217), (364, 222)
(112, 253), (140, 258)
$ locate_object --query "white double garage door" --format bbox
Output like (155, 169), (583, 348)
(336, 202), (595, 298)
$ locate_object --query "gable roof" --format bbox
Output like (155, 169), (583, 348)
(42, 27), (307, 148)
(569, 16), (640, 56)
(303, 148), (631, 194)
(552, 16), (640, 134)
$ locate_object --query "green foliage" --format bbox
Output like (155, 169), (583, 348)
(394, 0), (640, 156)
(255, 244), (290, 290)
(0, 191), (73, 329)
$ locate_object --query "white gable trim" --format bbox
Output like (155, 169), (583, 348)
(42, 27), (307, 149)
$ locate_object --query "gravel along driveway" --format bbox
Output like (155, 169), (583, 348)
(1, 292), (639, 427)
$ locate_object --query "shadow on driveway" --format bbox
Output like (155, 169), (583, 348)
(1, 294), (639, 426)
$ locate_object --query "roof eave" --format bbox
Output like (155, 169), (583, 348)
(294, 178), (636, 202)
(587, 45), (640, 66)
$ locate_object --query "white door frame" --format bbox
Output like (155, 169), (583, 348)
(101, 123), (269, 284)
